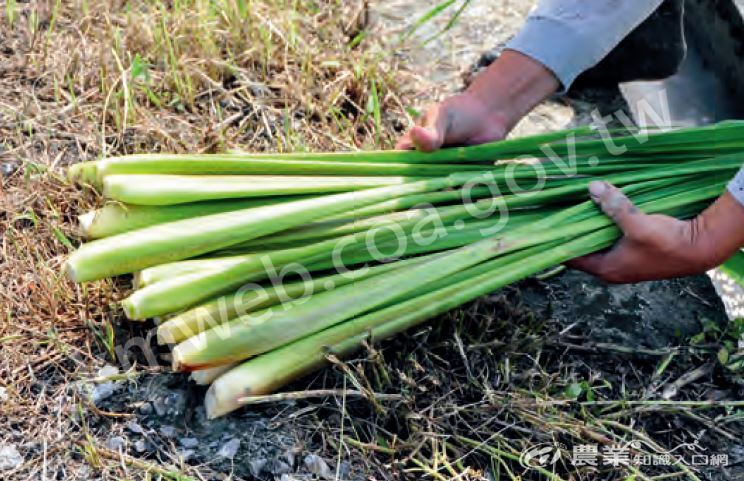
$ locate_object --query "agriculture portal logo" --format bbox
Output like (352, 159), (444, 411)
(519, 441), (730, 471)
(519, 444), (563, 468)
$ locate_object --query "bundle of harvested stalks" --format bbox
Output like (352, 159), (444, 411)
(65, 121), (744, 418)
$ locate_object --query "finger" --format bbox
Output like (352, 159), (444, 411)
(395, 132), (414, 150)
(411, 106), (449, 152)
(408, 126), (440, 152)
(588, 181), (648, 234)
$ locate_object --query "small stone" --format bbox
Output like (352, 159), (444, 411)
(91, 382), (117, 405)
(338, 461), (351, 478)
(75, 365), (122, 406)
(133, 440), (147, 453)
(152, 390), (187, 418)
(20, 441), (37, 451)
(1, 162), (17, 178)
(97, 365), (119, 378)
(178, 449), (195, 462)
(152, 398), (168, 417)
(0, 444), (23, 471)
(138, 403), (153, 415)
(217, 438), (240, 459)
(76, 464), (90, 479)
(180, 438), (199, 449)
(304, 454), (332, 479)
(0, 387), (8, 402)
(279, 475), (298, 481)
(249, 458), (267, 477)
(193, 406), (209, 426)
(125, 421), (145, 435)
(159, 426), (177, 438)
(271, 460), (292, 475)
(249, 83), (271, 98)
(282, 450), (296, 468)
(104, 437), (126, 451)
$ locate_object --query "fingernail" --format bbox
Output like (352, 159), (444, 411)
(588, 181), (607, 198)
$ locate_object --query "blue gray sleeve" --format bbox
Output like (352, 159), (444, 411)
(505, 0), (665, 91)
(729, 166), (744, 206)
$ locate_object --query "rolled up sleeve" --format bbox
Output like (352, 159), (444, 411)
(506, 0), (664, 90)
(729, 166), (744, 207)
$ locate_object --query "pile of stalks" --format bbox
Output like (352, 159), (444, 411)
(65, 121), (744, 418)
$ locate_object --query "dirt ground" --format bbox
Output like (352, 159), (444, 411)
(2, 1), (744, 481)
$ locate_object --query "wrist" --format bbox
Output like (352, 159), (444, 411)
(687, 191), (744, 271)
(683, 217), (721, 273)
(452, 91), (512, 136)
(465, 50), (559, 132)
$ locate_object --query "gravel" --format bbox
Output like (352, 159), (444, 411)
(179, 437), (200, 449)
(125, 421), (145, 435)
(104, 437), (126, 451)
(304, 454), (333, 479)
(217, 438), (241, 460)
(0, 444), (23, 471)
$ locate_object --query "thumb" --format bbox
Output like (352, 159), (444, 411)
(589, 181), (647, 234)
(410, 106), (449, 152)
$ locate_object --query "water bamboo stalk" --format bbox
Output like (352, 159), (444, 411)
(65, 176), (460, 282)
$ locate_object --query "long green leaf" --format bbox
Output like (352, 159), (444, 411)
(721, 250), (744, 290)
(204, 229), (616, 418)
(80, 197), (309, 239)
(173, 178), (726, 370)
(122, 163), (736, 319)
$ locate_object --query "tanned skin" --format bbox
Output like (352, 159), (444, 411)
(397, 50), (744, 282)
(568, 182), (744, 282)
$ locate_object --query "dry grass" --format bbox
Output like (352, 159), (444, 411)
(1, 1), (409, 478)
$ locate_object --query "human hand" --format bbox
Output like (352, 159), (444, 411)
(394, 93), (510, 152)
(395, 50), (560, 152)
(569, 181), (744, 283)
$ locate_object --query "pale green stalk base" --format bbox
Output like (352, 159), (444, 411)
(66, 176), (456, 282)
(80, 198), (304, 239)
(156, 255), (435, 344)
(67, 161), (101, 188)
(96, 155), (489, 178)
(103, 174), (426, 205)
(190, 363), (237, 385)
(134, 257), (247, 289)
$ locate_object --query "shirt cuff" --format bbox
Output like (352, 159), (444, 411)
(505, 16), (620, 92)
(728, 166), (744, 207)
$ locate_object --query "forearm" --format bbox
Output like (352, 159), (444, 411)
(506, 0), (664, 90)
(690, 170), (744, 270)
(465, 51), (559, 133)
